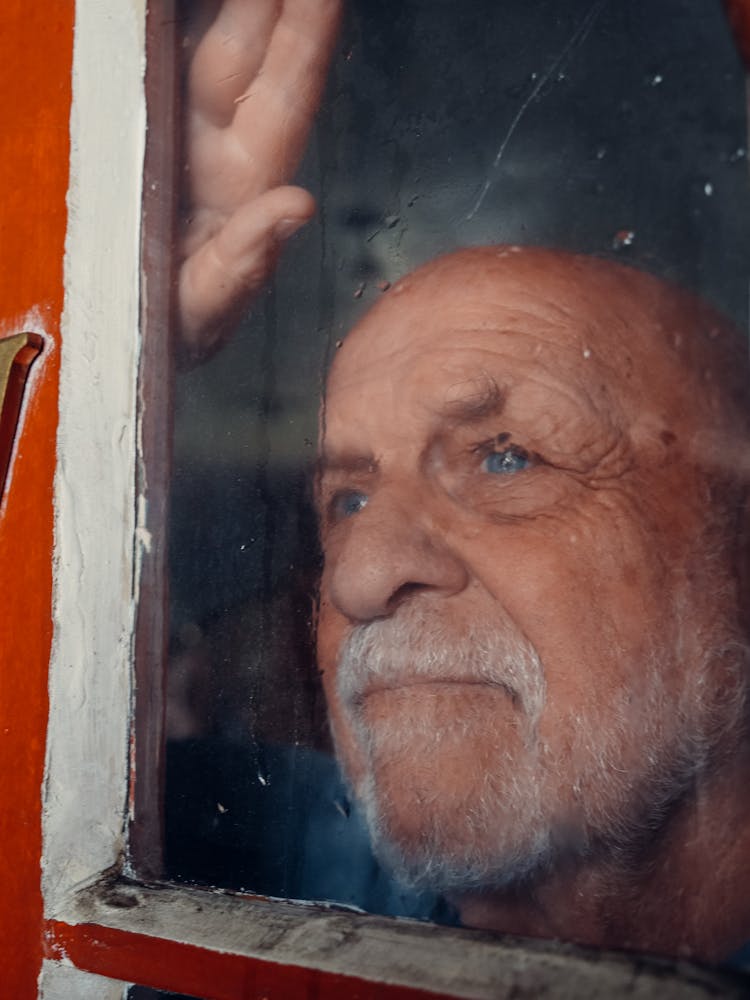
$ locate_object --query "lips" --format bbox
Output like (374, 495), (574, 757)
(356, 676), (518, 704)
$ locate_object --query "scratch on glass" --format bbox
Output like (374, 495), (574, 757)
(466, 0), (609, 220)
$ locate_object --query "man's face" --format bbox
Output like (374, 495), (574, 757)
(316, 248), (746, 892)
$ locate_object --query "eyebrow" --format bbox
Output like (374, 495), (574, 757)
(314, 451), (378, 481)
(437, 373), (506, 424)
(316, 375), (507, 482)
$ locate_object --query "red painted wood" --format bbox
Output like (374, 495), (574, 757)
(0, 3), (74, 995)
(45, 920), (458, 1000)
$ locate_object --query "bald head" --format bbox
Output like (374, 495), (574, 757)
(315, 246), (750, 958)
(329, 246), (749, 449)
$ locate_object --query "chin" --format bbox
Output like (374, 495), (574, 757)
(357, 747), (557, 893)
(340, 685), (558, 892)
(329, 588), (750, 895)
(340, 676), (748, 896)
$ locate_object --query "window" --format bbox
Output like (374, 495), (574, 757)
(165, 0), (750, 924)
(20, 1), (750, 997)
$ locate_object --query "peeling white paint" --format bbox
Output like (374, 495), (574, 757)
(39, 961), (127, 1000)
(43, 0), (146, 912)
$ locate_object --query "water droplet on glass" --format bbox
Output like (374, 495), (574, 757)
(334, 797), (351, 819)
(612, 229), (635, 250)
(651, 73), (663, 86)
(704, 182), (713, 197)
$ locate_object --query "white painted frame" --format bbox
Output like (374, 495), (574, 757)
(44, 0), (146, 908)
(39, 963), (127, 1000)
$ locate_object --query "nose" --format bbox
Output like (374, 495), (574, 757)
(325, 499), (470, 623)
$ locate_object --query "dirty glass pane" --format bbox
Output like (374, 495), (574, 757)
(163, 0), (750, 961)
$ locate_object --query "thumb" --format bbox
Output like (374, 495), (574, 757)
(178, 185), (315, 363)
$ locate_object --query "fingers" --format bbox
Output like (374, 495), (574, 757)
(233, 0), (342, 149)
(187, 0), (282, 125)
(177, 185), (315, 363)
(188, 0), (341, 129)
(179, 0), (342, 362)
(184, 0), (342, 230)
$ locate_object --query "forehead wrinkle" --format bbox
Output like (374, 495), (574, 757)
(437, 372), (505, 423)
(337, 309), (577, 388)
(327, 316), (629, 460)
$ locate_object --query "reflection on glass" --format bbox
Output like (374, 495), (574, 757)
(164, 0), (750, 963)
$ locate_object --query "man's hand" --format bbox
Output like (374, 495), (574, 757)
(178, 0), (342, 361)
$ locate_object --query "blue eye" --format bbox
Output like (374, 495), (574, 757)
(332, 490), (368, 520)
(481, 446), (531, 475)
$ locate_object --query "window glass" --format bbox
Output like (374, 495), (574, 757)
(163, 0), (750, 962)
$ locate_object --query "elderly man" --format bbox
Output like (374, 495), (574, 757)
(177, 0), (750, 963)
(315, 245), (750, 959)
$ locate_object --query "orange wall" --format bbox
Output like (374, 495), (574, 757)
(0, 3), (74, 993)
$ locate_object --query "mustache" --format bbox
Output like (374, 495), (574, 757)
(336, 602), (546, 724)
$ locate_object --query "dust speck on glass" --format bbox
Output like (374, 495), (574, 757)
(165, 0), (749, 924)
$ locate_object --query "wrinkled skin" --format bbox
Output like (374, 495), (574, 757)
(316, 247), (750, 959)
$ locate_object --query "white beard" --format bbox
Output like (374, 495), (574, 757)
(333, 599), (748, 894)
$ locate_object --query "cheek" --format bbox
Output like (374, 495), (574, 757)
(463, 502), (674, 699)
